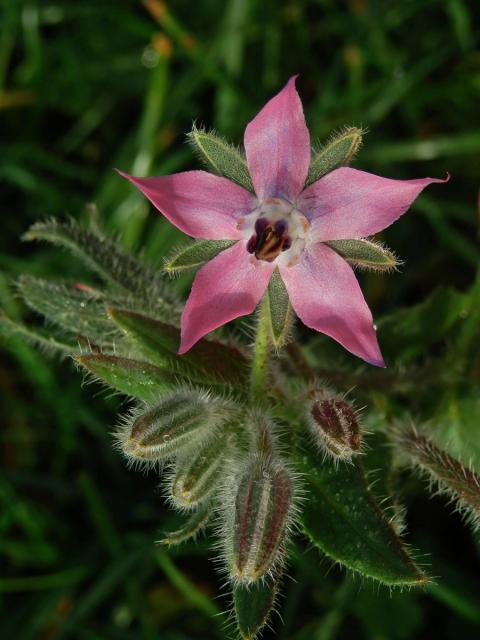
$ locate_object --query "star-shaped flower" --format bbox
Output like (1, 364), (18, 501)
(117, 77), (446, 366)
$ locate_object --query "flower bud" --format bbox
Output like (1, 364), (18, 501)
(169, 433), (232, 509)
(307, 390), (361, 461)
(222, 454), (296, 584)
(115, 389), (228, 465)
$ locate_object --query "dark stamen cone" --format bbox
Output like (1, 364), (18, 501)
(223, 454), (296, 584)
(307, 389), (361, 461)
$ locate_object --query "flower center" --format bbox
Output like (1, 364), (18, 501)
(237, 197), (310, 267)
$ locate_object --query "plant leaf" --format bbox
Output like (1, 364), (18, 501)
(297, 444), (427, 586)
(17, 275), (115, 343)
(187, 125), (254, 191)
(377, 287), (468, 364)
(306, 127), (362, 186)
(76, 354), (187, 400)
(23, 218), (177, 312)
(0, 310), (76, 356)
(108, 308), (248, 388)
(266, 269), (292, 348)
(326, 239), (398, 272)
(233, 575), (279, 640)
(164, 239), (236, 275)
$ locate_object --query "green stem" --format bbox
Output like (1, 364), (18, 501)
(250, 298), (271, 401)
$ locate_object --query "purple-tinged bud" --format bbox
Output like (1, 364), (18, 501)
(307, 389), (361, 461)
(115, 389), (230, 466)
(169, 433), (232, 509)
(222, 454), (297, 584)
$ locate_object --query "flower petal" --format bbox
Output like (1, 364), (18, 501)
(279, 243), (384, 366)
(244, 76), (310, 202)
(300, 167), (448, 241)
(116, 169), (255, 240)
(179, 242), (274, 354)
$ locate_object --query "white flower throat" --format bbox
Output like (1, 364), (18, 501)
(236, 197), (310, 267)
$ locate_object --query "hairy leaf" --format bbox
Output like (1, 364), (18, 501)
(297, 444), (427, 586)
(76, 354), (187, 400)
(108, 308), (248, 388)
(306, 127), (362, 186)
(23, 218), (177, 313)
(188, 125), (254, 191)
(0, 310), (76, 356)
(233, 575), (279, 640)
(164, 239), (237, 275)
(18, 275), (115, 343)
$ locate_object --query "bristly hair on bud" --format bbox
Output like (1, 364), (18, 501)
(391, 423), (480, 533)
(244, 410), (281, 458)
(218, 452), (300, 585)
(306, 386), (362, 463)
(114, 387), (234, 471)
(167, 432), (235, 510)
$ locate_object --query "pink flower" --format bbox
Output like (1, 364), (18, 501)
(117, 77), (446, 366)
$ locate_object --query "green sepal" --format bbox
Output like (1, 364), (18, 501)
(160, 502), (213, 546)
(76, 354), (186, 401)
(266, 269), (292, 348)
(108, 308), (248, 388)
(164, 239), (236, 275)
(187, 125), (254, 191)
(17, 275), (115, 343)
(297, 443), (427, 586)
(233, 575), (279, 640)
(23, 218), (177, 311)
(306, 127), (362, 186)
(326, 239), (398, 272)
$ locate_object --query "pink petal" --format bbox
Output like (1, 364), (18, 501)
(116, 169), (255, 240)
(279, 243), (384, 366)
(244, 76), (310, 202)
(300, 167), (448, 241)
(179, 242), (274, 354)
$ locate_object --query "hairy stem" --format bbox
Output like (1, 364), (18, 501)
(250, 299), (271, 401)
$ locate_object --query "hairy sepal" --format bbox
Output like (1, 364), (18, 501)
(0, 310), (77, 356)
(169, 433), (233, 509)
(164, 239), (237, 275)
(159, 502), (213, 546)
(115, 389), (230, 465)
(187, 125), (254, 192)
(326, 238), (399, 272)
(306, 387), (362, 462)
(306, 127), (363, 186)
(266, 269), (292, 349)
(221, 453), (298, 585)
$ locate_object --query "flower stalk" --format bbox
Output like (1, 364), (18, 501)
(250, 298), (272, 401)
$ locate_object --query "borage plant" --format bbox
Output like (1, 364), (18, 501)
(3, 77), (478, 639)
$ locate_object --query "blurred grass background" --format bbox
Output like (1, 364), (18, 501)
(1, 0), (480, 638)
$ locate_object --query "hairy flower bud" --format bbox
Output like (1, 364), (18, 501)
(115, 389), (229, 465)
(222, 454), (297, 584)
(307, 389), (361, 461)
(169, 433), (232, 509)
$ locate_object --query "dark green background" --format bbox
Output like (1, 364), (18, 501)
(1, 1), (479, 638)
